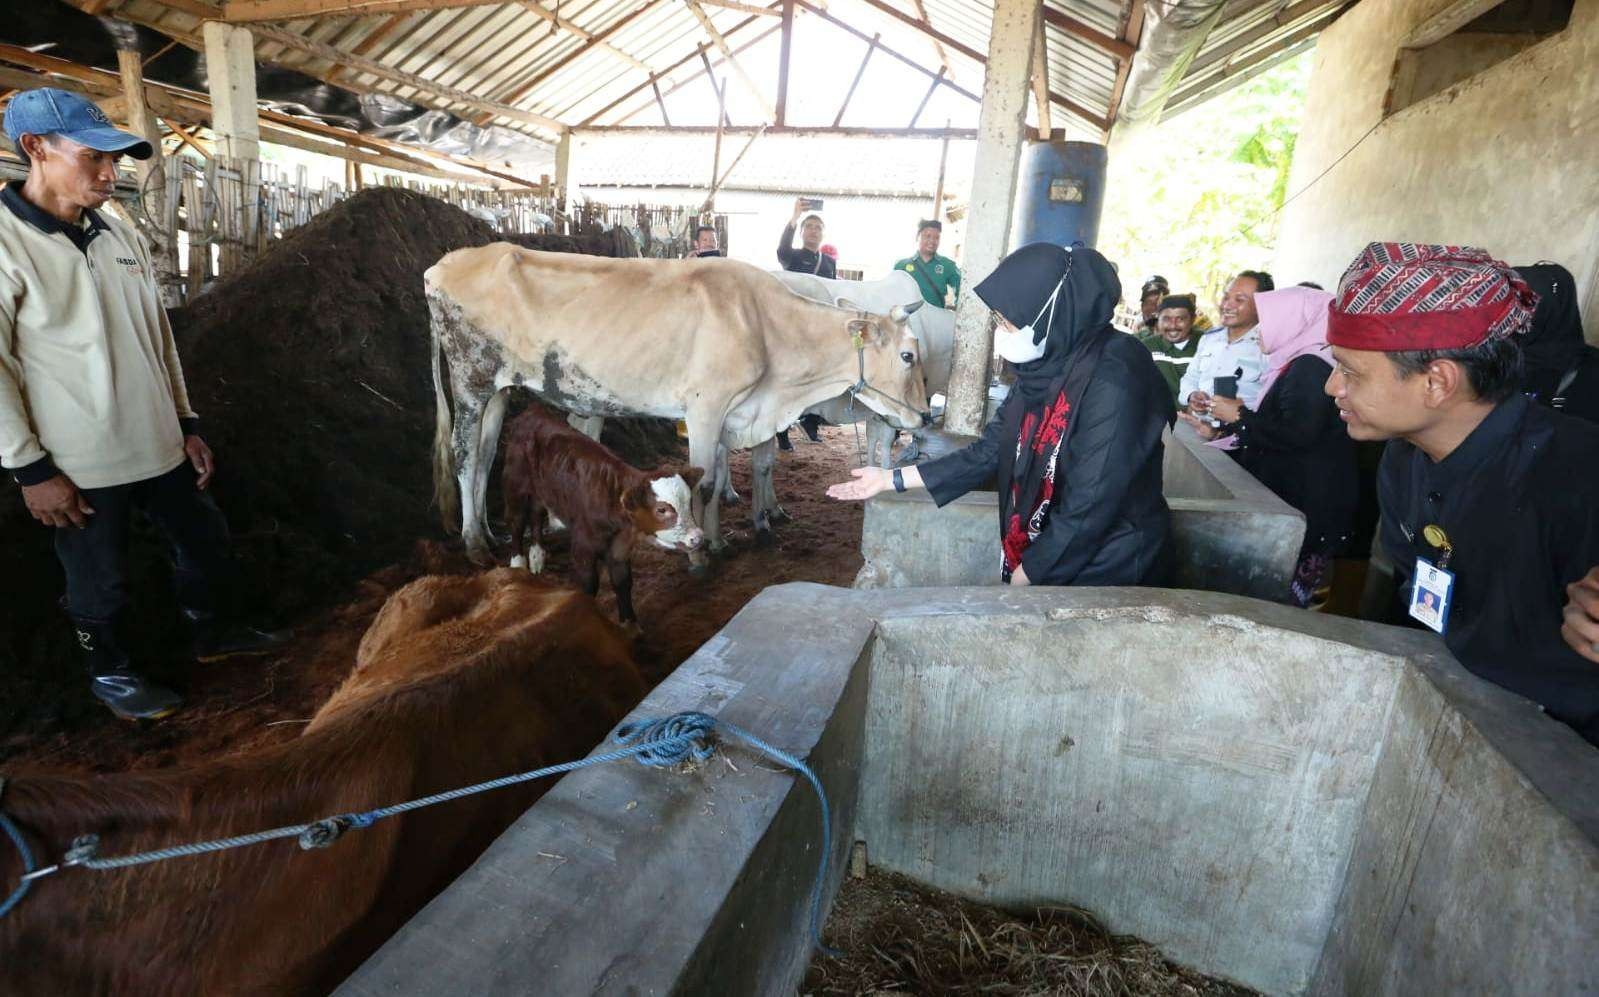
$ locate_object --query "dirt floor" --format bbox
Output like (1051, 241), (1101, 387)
(0, 426), (867, 772)
(806, 868), (1260, 997)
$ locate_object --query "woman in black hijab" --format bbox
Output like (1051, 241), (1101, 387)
(828, 243), (1174, 586)
(1516, 262), (1599, 425)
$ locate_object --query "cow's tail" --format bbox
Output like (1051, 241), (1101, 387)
(429, 289), (461, 533)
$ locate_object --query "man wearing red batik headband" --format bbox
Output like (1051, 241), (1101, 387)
(1324, 242), (1599, 747)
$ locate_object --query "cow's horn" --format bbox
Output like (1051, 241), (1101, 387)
(889, 299), (924, 324)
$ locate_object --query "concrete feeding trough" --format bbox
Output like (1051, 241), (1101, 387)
(856, 422), (1307, 601)
(341, 584), (1598, 996)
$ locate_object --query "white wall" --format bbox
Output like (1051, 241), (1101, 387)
(1273, 0), (1599, 340)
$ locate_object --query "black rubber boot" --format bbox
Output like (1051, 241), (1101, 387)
(799, 414), (824, 443)
(182, 609), (291, 662)
(75, 620), (182, 721)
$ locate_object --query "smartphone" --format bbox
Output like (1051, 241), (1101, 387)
(800, 197), (824, 211)
(1212, 375), (1239, 399)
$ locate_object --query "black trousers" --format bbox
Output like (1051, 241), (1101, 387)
(53, 461), (234, 627)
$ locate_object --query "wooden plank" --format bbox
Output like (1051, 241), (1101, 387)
(1039, 6), (1135, 61)
(1030, 19), (1051, 140)
(244, 22), (566, 134)
(490, 0), (659, 110)
(908, 0), (950, 70)
(579, 124), (977, 137)
(832, 33), (878, 128)
(851, 0), (983, 64)
(698, 49), (733, 126)
(160, 116), (213, 159)
(223, 0), (498, 22)
(329, 13), (411, 82)
(1406, 0), (1504, 47)
(515, 0), (652, 72)
(693, 0), (782, 14)
(683, 0), (777, 119)
(1105, 0), (1144, 127)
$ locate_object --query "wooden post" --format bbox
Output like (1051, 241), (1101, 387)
(775, 0), (793, 127)
(553, 128), (573, 231)
(116, 47), (180, 304)
(1030, 18), (1052, 141)
(943, 0), (1039, 436)
(202, 22), (260, 274)
(932, 122), (950, 220)
(707, 74), (725, 210)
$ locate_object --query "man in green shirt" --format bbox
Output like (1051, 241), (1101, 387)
(1137, 293), (1203, 404)
(892, 219), (960, 308)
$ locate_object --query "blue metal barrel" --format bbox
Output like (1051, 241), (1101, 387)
(1010, 140), (1108, 250)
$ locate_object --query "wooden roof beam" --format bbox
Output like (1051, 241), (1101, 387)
(1030, 18), (1051, 139)
(486, 0), (661, 118)
(1039, 6), (1135, 62)
(244, 22), (566, 135)
(683, 0), (777, 120)
(515, 0), (652, 73)
(224, 0), (499, 23)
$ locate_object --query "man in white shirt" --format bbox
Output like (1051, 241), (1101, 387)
(1179, 270), (1273, 416)
(2, 89), (281, 720)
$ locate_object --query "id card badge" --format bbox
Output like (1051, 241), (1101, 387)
(1408, 558), (1455, 634)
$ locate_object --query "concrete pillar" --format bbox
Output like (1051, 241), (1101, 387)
(553, 129), (574, 229)
(203, 21), (260, 272)
(942, 0), (1040, 436)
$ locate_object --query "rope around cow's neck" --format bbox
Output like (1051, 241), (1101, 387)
(0, 778), (38, 919)
(0, 712), (841, 956)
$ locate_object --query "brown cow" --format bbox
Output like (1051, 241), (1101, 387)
(0, 570), (644, 995)
(501, 403), (705, 625)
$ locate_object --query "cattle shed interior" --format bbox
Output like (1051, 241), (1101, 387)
(2, 0), (1598, 994)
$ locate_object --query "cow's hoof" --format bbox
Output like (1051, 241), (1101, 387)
(466, 545), (495, 567)
(722, 490), (741, 504)
(621, 620), (644, 639)
(509, 554), (526, 569)
(770, 505), (792, 524)
(688, 561), (712, 579)
(755, 526), (775, 547)
(525, 545), (546, 574)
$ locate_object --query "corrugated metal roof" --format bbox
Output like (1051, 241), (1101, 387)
(116, 0), (1342, 152)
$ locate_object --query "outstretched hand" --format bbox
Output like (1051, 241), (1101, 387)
(1562, 567), (1599, 664)
(827, 466), (892, 501)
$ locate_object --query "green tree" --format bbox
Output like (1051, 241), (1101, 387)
(1100, 51), (1314, 322)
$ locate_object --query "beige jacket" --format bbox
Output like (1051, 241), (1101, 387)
(0, 183), (196, 489)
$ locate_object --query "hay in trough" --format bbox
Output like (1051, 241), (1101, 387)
(806, 868), (1259, 997)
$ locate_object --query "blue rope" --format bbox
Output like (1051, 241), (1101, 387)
(1, 778), (37, 920)
(0, 712), (840, 953)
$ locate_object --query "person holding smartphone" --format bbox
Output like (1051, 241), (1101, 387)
(776, 196), (835, 278)
(1180, 271), (1272, 418)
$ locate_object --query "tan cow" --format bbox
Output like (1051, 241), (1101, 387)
(427, 246), (930, 563)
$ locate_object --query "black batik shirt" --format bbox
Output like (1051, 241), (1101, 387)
(1379, 392), (1599, 743)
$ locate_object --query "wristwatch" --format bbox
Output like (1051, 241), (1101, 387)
(892, 468), (906, 493)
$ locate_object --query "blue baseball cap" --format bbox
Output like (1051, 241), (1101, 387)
(4, 88), (152, 160)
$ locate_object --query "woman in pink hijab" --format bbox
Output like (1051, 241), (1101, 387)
(1183, 286), (1358, 606)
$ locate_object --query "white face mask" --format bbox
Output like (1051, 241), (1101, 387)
(995, 277), (1066, 365)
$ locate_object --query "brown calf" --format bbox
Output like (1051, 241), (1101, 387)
(501, 403), (705, 624)
(0, 570), (645, 995)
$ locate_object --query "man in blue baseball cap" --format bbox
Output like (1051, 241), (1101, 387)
(2, 88), (282, 720)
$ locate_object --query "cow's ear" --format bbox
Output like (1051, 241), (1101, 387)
(679, 466), (707, 489)
(847, 317), (882, 345)
(621, 481), (652, 510)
